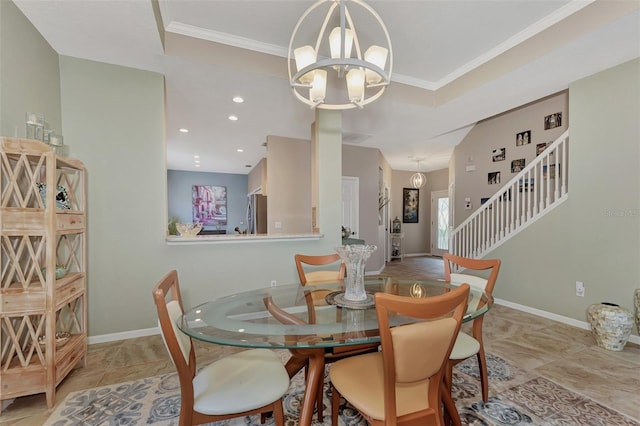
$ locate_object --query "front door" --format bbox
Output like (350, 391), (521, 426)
(431, 190), (449, 256)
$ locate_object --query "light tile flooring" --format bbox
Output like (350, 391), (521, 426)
(1, 256), (638, 425)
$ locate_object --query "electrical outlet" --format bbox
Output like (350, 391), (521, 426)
(270, 280), (277, 287)
(576, 281), (585, 297)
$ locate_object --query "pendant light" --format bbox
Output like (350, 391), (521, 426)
(410, 159), (426, 189)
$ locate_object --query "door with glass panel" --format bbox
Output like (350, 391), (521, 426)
(430, 190), (449, 257)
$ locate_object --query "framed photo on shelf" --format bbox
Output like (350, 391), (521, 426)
(402, 188), (419, 223)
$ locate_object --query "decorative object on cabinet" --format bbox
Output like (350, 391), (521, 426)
(36, 183), (71, 209)
(391, 216), (401, 234)
(587, 302), (634, 351)
(390, 232), (404, 261)
(402, 187), (419, 223)
(0, 137), (87, 412)
(175, 222), (202, 237)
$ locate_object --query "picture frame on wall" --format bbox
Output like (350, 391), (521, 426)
(544, 112), (562, 130)
(516, 130), (531, 146)
(492, 147), (506, 162)
(536, 143), (547, 155)
(192, 185), (227, 226)
(402, 188), (419, 223)
(511, 158), (525, 173)
(488, 171), (501, 185)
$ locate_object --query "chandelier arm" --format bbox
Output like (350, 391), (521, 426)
(343, 5), (363, 60)
(315, 1), (338, 54)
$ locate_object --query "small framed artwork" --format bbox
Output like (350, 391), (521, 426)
(543, 164), (560, 179)
(499, 189), (512, 202)
(536, 143), (547, 155)
(488, 171), (500, 185)
(492, 147), (506, 162)
(402, 188), (419, 223)
(192, 185), (227, 226)
(519, 178), (534, 192)
(511, 158), (525, 173)
(544, 112), (562, 130)
(516, 130), (531, 146)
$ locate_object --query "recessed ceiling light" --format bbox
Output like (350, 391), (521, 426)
(237, 148), (244, 153)
(194, 159), (200, 163)
(194, 155), (200, 159)
(179, 128), (189, 133)
(195, 164), (200, 168)
(232, 96), (244, 103)
(228, 115), (238, 121)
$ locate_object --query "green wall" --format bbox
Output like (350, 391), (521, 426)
(489, 58), (639, 336)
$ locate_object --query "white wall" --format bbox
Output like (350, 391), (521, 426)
(57, 56), (340, 336)
(0, 0), (61, 138)
(483, 59), (639, 335)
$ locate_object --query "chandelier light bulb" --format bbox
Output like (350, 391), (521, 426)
(347, 68), (365, 103)
(294, 45), (316, 84)
(310, 70), (327, 103)
(329, 27), (354, 60)
(364, 45), (388, 84)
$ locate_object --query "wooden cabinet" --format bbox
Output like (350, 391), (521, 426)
(0, 137), (87, 411)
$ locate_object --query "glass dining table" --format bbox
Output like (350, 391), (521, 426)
(179, 277), (491, 426)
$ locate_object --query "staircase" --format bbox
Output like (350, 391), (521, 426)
(449, 130), (569, 259)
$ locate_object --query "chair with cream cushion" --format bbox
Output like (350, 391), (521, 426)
(152, 270), (289, 426)
(292, 253), (379, 421)
(329, 284), (470, 426)
(443, 254), (501, 403)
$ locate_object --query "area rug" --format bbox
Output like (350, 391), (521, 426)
(44, 352), (638, 426)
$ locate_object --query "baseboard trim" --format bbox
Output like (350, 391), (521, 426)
(87, 299), (640, 346)
(494, 298), (640, 345)
(88, 327), (159, 345)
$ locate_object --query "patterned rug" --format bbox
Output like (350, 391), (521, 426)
(44, 351), (638, 426)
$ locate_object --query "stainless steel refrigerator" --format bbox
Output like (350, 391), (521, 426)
(247, 194), (267, 234)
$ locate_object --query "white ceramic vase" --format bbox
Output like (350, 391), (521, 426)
(587, 302), (634, 351)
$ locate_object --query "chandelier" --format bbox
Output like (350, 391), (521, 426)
(288, 0), (393, 110)
(410, 159), (426, 189)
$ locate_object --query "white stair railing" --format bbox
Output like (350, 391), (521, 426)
(450, 130), (569, 259)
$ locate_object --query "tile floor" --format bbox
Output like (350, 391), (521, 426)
(1, 256), (638, 425)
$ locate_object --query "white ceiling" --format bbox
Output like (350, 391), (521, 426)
(14, 0), (640, 174)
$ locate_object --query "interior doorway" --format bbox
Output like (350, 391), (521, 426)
(431, 190), (449, 257)
(341, 176), (359, 238)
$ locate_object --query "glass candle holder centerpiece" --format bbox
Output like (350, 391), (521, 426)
(335, 244), (377, 302)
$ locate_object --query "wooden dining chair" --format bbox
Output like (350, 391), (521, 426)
(293, 253), (379, 421)
(443, 253), (501, 403)
(152, 270), (289, 426)
(329, 284), (470, 426)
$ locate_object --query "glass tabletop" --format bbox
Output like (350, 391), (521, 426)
(179, 277), (491, 349)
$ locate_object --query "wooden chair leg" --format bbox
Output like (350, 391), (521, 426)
(331, 384), (340, 426)
(272, 400), (285, 426)
(477, 349), (489, 402)
(316, 379), (324, 422)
